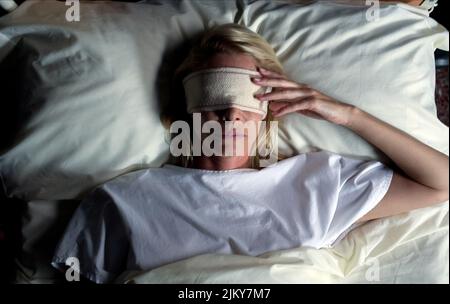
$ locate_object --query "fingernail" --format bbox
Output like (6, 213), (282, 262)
(251, 77), (261, 82)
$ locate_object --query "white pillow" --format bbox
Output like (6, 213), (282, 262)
(0, 0), (238, 200)
(260, 1), (449, 161)
(0, 0), (448, 201)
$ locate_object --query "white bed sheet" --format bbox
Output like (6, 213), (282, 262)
(124, 202), (448, 284)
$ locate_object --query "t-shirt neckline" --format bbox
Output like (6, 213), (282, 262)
(163, 163), (258, 173)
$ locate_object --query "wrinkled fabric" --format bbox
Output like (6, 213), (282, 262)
(123, 202), (448, 284)
(52, 150), (393, 283)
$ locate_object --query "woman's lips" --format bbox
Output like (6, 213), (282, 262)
(222, 132), (246, 138)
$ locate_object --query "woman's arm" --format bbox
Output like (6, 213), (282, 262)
(346, 107), (449, 192)
(345, 107), (449, 221)
(252, 67), (449, 221)
(383, 0), (423, 6)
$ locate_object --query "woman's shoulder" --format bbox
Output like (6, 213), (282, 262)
(79, 166), (172, 207)
(93, 165), (170, 193)
(272, 149), (342, 166)
(269, 149), (379, 174)
(285, 149), (375, 163)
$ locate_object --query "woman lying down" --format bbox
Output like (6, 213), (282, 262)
(51, 24), (449, 284)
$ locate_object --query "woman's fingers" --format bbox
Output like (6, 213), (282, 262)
(251, 68), (327, 120)
(255, 87), (314, 101)
(257, 67), (287, 79)
(269, 101), (290, 112)
(251, 77), (302, 89)
(272, 97), (316, 117)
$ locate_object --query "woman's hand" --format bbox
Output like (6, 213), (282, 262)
(252, 67), (356, 126)
(252, 68), (449, 223)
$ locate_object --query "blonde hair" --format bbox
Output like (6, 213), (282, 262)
(164, 23), (286, 169)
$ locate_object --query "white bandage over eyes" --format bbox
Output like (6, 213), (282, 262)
(182, 67), (272, 118)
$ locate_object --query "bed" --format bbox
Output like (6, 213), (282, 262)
(0, 0), (448, 284)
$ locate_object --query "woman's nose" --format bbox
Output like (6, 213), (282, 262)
(219, 107), (243, 121)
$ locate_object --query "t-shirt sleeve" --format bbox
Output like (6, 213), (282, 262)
(320, 154), (394, 248)
(51, 187), (130, 283)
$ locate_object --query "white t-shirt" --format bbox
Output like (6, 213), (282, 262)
(52, 150), (393, 283)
